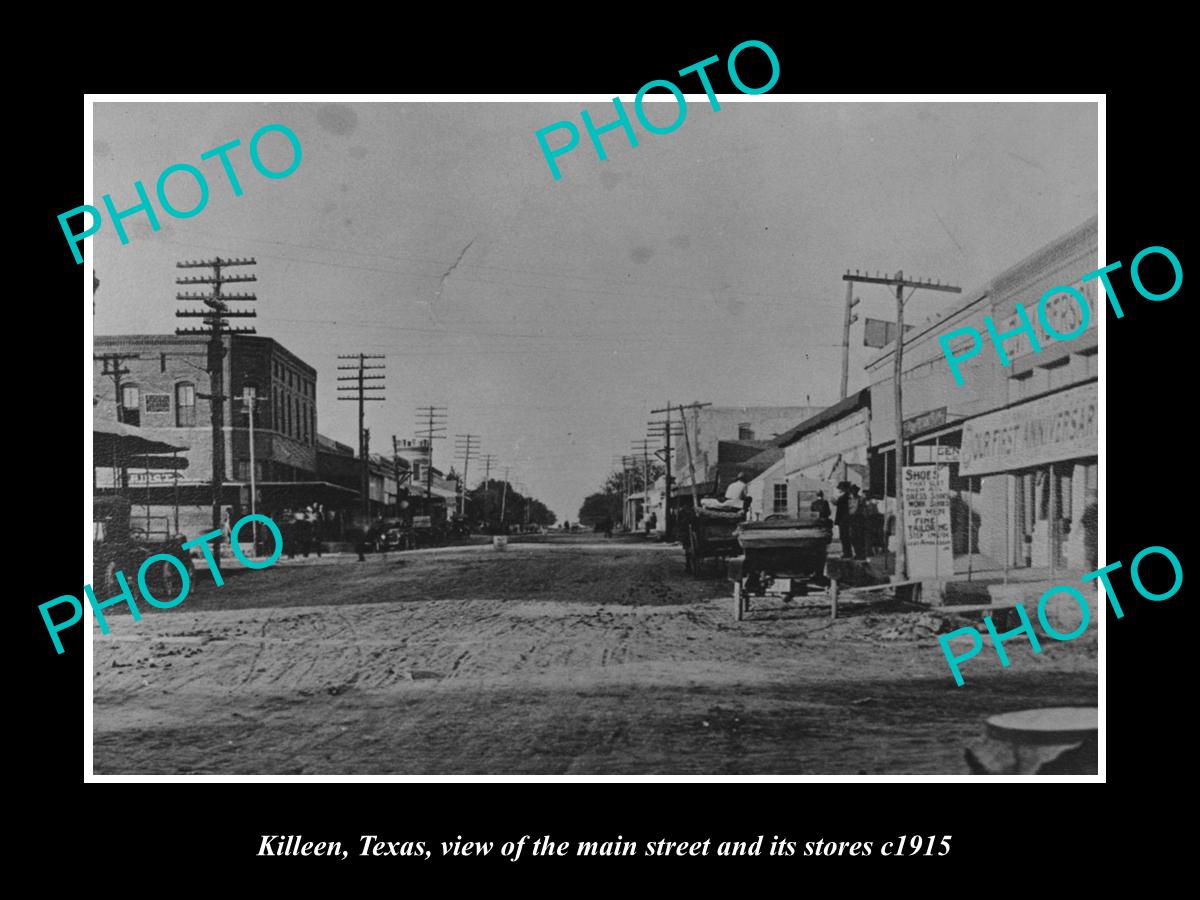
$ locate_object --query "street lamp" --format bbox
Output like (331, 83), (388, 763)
(241, 384), (261, 557)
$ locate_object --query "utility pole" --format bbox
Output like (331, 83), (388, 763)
(842, 269), (961, 579)
(454, 434), (479, 517)
(647, 406), (682, 541)
(658, 401), (710, 510)
(611, 454), (629, 529)
(623, 455), (640, 529)
(500, 467), (510, 528)
(480, 453), (496, 526)
(391, 435), (408, 516)
(631, 439), (653, 493)
(840, 282), (861, 400)
(631, 438), (654, 529)
(175, 256), (257, 563)
(337, 354), (386, 526)
(94, 352), (140, 426)
(239, 385), (265, 556)
(415, 406), (448, 498)
(95, 351), (141, 492)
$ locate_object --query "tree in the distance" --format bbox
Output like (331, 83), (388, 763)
(578, 462), (664, 526)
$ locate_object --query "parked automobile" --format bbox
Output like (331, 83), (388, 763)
(93, 496), (194, 597)
(364, 518), (411, 552)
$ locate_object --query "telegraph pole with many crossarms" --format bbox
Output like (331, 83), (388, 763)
(415, 406), (447, 498)
(94, 352), (140, 426)
(175, 256), (258, 560)
(454, 434), (479, 517)
(656, 401), (710, 510)
(647, 406), (683, 541)
(337, 354), (386, 526)
(631, 438), (655, 529)
(391, 435), (411, 516)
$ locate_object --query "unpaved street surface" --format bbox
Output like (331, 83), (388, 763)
(93, 542), (1097, 774)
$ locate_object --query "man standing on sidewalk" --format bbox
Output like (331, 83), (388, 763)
(834, 482), (854, 558)
(849, 484), (868, 560)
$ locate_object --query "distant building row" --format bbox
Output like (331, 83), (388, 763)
(93, 333), (458, 539)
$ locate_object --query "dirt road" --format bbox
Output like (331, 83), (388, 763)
(92, 542), (1097, 774)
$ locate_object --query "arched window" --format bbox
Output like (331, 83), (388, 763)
(120, 384), (140, 426)
(175, 382), (196, 427)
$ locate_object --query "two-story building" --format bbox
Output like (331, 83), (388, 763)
(94, 333), (354, 537)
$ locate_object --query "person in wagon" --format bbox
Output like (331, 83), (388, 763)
(724, 471), (749, 506)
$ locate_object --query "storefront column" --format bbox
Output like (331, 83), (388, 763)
(1003, 474), (1011, 583)
(1049, 462), (1058, 579)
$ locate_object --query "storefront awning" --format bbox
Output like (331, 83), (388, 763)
(93, 421), (189, 462)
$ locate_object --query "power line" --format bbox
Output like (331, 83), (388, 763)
(139, 224), (830, 306)
(266, 315), (846, 345)
(103, 229), (845, 313)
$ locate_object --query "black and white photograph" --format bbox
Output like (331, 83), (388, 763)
(83, 95), (1101, 777)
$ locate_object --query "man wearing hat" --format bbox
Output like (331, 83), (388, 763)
(849, 484), (869, 560)
(834, 482), (855, 558)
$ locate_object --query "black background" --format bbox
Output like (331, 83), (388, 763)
(19, 24), (1184, 885)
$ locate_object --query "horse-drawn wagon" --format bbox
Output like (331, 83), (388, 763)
(677, 504), (745, 575)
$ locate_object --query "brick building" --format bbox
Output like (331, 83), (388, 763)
(94, 333), (354, 537)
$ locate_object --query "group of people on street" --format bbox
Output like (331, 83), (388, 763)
(812, 482), (885, 561)
(280, 503), (328, 559)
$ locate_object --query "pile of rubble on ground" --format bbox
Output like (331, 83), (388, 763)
(868, 611), (978, 641)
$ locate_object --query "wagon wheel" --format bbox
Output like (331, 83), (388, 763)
(733, 579), (745, 621)
(156, 558), (185, 600)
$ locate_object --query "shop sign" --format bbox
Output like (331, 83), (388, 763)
(902, 464), (953, 577)
(959, 381), (1096, 476)
(902, 407), (947, 439)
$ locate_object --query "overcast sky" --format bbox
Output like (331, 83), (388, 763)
(92, 100), (1097, 521)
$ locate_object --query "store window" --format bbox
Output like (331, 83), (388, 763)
(175, 382), (196, 426)
(1011, 460), (1096, 572)
(120, 384), (140, 426)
